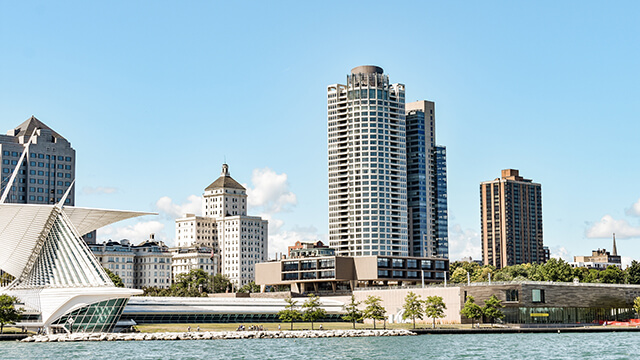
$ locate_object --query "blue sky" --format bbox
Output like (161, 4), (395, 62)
(2, 1), (639, 263)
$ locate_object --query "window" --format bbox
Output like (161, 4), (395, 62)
(377, 258), (390, 267)
(532, 289), (545, 303)
(506, 289), (519, 302)
(392, 258), (404, 268)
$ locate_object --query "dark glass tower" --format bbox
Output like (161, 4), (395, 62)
(434, 145), (448, 258)
(405, 101), (448, 258)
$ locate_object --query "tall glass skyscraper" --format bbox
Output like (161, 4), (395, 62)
(327, 66), (408, 256)
(434, 145), (448, 258)
(406, 101), (448, 258)
(327, 66), (448, 258)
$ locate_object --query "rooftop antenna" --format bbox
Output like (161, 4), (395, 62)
(1, 128), (38, 203)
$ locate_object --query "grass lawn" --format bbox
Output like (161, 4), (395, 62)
(0, 326), (32, 334)
(135, 322), (470, 333)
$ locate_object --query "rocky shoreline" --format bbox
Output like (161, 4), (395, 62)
(21, 329), (415, 342)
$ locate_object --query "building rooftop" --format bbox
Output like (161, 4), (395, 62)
(11, 116), (64, 140)
(205, 164), (245, 191)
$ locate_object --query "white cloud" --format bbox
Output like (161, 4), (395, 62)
(626, 198), (640, 217)
(448, 224), (481, 261)
(256, 212), (323, 259)
(268, 226), (325, 260)
(82, 186), (117, 195)
(622, 256), (633, 269)
(245, 168), (297, 214)
(155, 195), (202, 219)
(549, 246), (571, 262)
(585, 215), (640, 239)
(98, 220), (167, 245)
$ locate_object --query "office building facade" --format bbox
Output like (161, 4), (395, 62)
(0, 116), (97, 244)
(0, 116), (75, 206)
(480, 169), (544, 268)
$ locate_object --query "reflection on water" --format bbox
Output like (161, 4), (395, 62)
(0, 332), (637, 360)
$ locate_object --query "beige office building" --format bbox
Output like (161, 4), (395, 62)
(480, 169), (544, 269)
(175, 164), (268, 287)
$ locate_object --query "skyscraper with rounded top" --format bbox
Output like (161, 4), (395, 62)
(327, 66), (407, 256)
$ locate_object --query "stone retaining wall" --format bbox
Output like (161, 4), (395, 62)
(21, 329), (414, 342)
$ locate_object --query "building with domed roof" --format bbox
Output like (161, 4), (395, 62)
(174, 164), (268, 288)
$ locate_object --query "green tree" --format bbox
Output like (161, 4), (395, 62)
(600, 265), (624, 284)
(104, 268), (124, 288)
(302, 294), (326, 330)
(0, 295), (23, 334)
(460, 295), (483, 326)
(473, 266), (494, 282)
(141, 286), (171, 297)
(401, 292), (424, 329)
(586, 268), (601, 283)
(171, 269), (211, 297)
(342, 295), (363, 329)
(449, 267), (469, 284)
(494, 263), (537, 282)
(634, 297), (640, 319)
(212, 274), (232, 293)
(278, 297), (302, 330)
(537, 258), (573, 282)
(626, 261), (640, 284)
(363, 295), (386, 329)
(482, 295), (505, 325)
(571, 267), (590, 283)
(238, 281), (260, 293)
(424, 295), (447, 329)
(449, 261), (482, 276)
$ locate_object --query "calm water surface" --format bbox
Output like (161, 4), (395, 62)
(1, 333), (638, 359)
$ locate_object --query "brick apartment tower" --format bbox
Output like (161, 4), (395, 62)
(480, 169), (544, 268)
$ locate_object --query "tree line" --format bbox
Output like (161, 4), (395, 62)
(450, 258), (640, 284)
(134, 269), (259, 297)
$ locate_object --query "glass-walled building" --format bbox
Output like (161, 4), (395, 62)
(460, 282), (639, 325)
(405, 101), (448, 258)
(434, 146), (448, 258)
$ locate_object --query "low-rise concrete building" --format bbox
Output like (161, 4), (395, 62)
(256, 255), (449, 294)
(353, 281), (640, 326)
(170, 246), (218, 280)
(288, 240), (334, 258)
(571, 236), (622, 270)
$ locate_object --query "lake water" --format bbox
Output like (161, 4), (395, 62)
(1, 332), (637, 359)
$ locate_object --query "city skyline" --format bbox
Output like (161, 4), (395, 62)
(2, 2), (640, 265)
